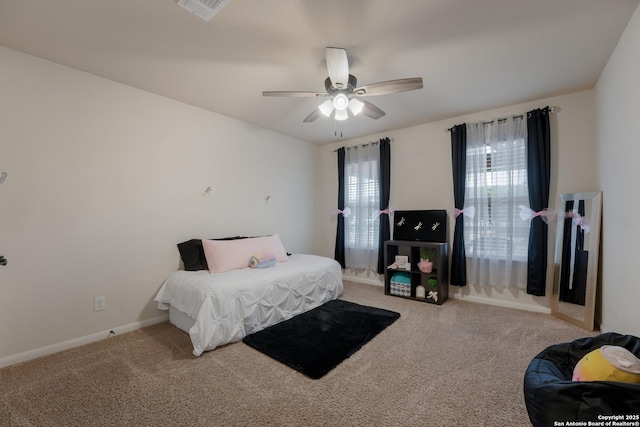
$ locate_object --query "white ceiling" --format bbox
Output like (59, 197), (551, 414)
(1, 0), (638, 144)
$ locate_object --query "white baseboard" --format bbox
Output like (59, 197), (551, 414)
(449, 293), (551, 314)
(342, 275), (384, 287)
(0, 314), (168, 369)
(344, 276), (551, 314)
(597, 322), (608, 333)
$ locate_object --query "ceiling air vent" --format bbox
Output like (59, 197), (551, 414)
(176, 0), (231, 22)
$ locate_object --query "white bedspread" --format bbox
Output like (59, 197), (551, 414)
(154, 254), (343, 356)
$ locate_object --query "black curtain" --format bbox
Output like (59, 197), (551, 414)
(559, 200), (587, 305)
(525, 107), (551, 296)
(559, 200), (575, 302)
(450, 124), (467, 286)
(377, 137), (391, 274)
(334, 148), (346, 268)
(572, 200), (587, 305)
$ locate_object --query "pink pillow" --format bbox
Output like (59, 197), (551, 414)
(202, 234), (288, 273)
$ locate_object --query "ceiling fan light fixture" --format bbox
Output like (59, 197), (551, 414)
(334, 109), (348, 121)
(262, 47), (422, 125)
(319, 99), (334, 117)
(333, 93), (349, 111)
(348, 98), (364, 116)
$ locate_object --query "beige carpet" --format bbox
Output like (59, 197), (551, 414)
(0, 281), (596, 427)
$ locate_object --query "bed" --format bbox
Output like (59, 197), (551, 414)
(154, 253), (343, 356)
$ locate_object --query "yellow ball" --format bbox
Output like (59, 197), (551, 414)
(572, 345), (640, 383)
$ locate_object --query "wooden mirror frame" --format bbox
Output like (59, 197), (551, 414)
(551, 191), (602, 330)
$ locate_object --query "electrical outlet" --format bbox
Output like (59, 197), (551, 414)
(94, 296), (106, 312)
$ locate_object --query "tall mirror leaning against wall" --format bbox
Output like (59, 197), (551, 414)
(551, 191), (602, 330)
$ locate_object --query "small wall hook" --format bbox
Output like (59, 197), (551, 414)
(0, 256), (7, 266)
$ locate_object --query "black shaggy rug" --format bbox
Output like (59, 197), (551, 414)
(242, 299), (400, 379)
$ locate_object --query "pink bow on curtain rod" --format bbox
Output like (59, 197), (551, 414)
(335, 207), (351, 218)
(564, 211), (591, 233)
(519, 206), (556, 224)
(448, 206), (475, 219)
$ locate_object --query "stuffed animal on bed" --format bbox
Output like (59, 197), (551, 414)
(249, 253), (276, 269)
(572, 345), (640, 383)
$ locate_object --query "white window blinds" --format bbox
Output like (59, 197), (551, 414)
(464, 117), (529, 288)
(344, 144), (380, 272)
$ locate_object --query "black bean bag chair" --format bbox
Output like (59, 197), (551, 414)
(524, 332), (640, 427)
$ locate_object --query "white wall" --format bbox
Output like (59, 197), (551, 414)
(5, 4), (639, 363)
(0, 47), (318, 364)
(596, 5), (640, 336)
(314, 90), (599, 313)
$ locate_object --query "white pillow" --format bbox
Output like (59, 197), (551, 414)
(202, 234), (288, 273)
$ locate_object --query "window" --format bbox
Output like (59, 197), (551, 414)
(464, 117), (529, 287)
(344, 144), (380, 271)
(465, 142), (529, 260)
(345, 160), (379, 249)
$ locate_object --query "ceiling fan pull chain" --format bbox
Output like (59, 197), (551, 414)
(333, 119), (343, 138)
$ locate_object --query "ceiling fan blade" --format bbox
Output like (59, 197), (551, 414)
(262, 91), (327, 97)
(303, 108), (323, 123)
(325, 47), (349, 90)
(360, 99), (386, 119)
(354, 77), (423, 96)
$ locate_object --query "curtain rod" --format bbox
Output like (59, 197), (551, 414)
(333, 137), (393, 152)
(445, 106), (559, 133)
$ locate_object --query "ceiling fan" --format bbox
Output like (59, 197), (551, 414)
(263, 47), (423, 123)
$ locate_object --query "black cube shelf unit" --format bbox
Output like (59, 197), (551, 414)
(384, 240), (449, 305)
